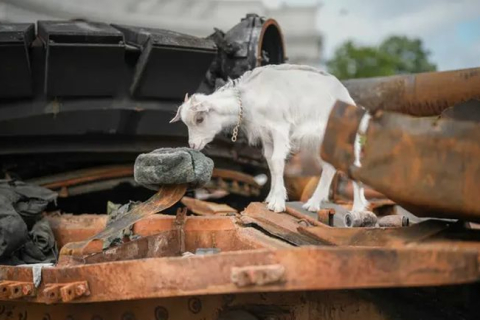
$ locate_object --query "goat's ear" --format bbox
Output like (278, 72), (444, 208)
(169, 105), (182, 123)
(191, 102), (210, 113)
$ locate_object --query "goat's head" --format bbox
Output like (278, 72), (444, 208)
(170, 93), (223, 150)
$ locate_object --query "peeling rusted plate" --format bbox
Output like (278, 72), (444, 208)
(0, 246), (478, 303)
(240, 203), (320, 246)
(343, 67), (480, 116)
(322, 102), (480, 222)
(63, 231), (181, 265)
(286, 203), (448, 247)
(60, 184), (187, 256)
(298, 219), (448, 247)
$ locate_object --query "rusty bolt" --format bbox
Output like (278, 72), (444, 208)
(222, 294), (235, 305)
(60, 281), (90, 302)
(155, 307), (169, 320)
(43, 285), (62, 304)
(0, 281), (35, 299)
(22, 284), (33, 296)
(0, 281), (12, 298)
(8, 284), (23, 299)
(317, 208), (335, 226)
(188, 297), (202, 314)
(75, 282), (89, 296)
(121, 312), (136, 320)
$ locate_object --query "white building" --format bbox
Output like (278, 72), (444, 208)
(0, 0), (323, 66)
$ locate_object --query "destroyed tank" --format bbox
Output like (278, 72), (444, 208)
(1, 14), (480, 320)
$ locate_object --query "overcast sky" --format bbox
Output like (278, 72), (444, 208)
(285, 0), (480, 71)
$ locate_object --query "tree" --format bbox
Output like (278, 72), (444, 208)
(327, 36), (437, 79)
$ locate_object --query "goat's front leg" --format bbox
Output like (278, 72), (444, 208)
(266, 129), (290, 213)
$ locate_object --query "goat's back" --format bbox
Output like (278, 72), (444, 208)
(239, 64), (355, 150)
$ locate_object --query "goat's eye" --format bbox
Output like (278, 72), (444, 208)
(196, 117), (204, 124)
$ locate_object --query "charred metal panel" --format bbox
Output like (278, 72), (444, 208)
(0, 23), (35, 98)
(113, 25), (217, 99)
(0, 18), (272, 179)
(321, 101), (480, 222)
(440, 99), (480, 123)
(38, 21), (125, 97)
(202, 14), (285, 91)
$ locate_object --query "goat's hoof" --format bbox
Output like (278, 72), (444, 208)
(267, 199), (286, 213)
(302, 199), (322, 212)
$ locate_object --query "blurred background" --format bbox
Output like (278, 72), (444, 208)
(1, 0), (479, 78)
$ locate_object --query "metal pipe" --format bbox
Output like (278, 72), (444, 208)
(343, 67), (480, 116)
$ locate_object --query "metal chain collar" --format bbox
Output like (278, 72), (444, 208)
(231, 88), (243, 142)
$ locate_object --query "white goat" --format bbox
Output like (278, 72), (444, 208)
(170, 64), (369, 214)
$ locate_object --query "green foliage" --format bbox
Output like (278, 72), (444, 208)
(327, 36), (437, 79)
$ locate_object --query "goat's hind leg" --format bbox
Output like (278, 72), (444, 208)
(262, 142), (275, 203)
(303, 161), (336, 212)
(352, 180), (369, 212)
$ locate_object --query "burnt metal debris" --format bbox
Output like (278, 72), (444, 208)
(1, 206), (480, 305)
(38, 21), (125, 97)
(0, 14), (283, 183)
(113, 24), (217, 99)
(60, 184), (187, 257)
(0, 23), (35, 98)
(202, 14), (285, 91)
(2, 14), (480, 320)
(321, 101), (480, 222)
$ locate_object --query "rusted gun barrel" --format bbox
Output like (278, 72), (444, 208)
(343, 67), (480, 116)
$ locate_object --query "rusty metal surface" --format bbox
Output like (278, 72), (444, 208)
(2, 287), (479, 320)
(244, 202), (449, 247)
(321, 101), (480, 222)
(239, 203), (320, 246)
(1, 202), (479, 304)
(45, 213), (108, 249)
(60, 183), (187, 256)
(231, 264), (286, 287)
(299, 220), (449, 247)
(343, 67), (480, 116)
(0, 290), (427, 320)
(53, 213), (291, 265)
(1, 245), (478, 303)
(61, 231), (181, 265)
(181, 196), (237, 216)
